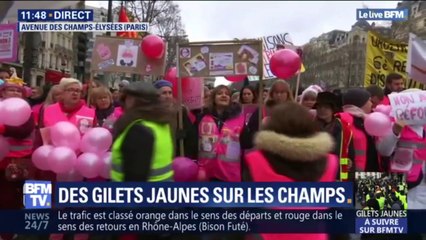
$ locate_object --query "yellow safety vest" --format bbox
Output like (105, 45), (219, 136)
(111, 119), (174, 182)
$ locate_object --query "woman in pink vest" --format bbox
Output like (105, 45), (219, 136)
(377, 89), (426, 210)
(43, 78), (96, 133)
(193, 85), (244, 182)
(0, 77), (35, 240)
(337, 88), (381, 172)
(41, 78), (94, 240)
(243, 102), (338, 240)
(90, 86), (122, 132)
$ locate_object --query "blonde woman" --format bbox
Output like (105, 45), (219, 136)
(91, 86), (123, 132)
(33, 85), (63, 128)
(241, 80), (294, 151)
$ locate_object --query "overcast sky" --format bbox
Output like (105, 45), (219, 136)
(87, 1), (399, 45)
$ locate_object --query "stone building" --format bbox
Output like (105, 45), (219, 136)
(302, 20), (392, 89)
(392, 0), (426, 41)
(0, 1), (83, 86)
(85, 6), (108, 76)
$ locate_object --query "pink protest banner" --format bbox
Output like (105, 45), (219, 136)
(0, 23), (19, 62)
(182, 77), (203, 110)
(389, 90), (426, 125)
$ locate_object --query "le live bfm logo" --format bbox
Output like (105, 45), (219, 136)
(23, 181), (52, 209)
(356, 8), (408, 21)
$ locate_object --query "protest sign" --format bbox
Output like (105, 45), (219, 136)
(178, 40), (263, 78)
(0, 23), (19, 62)
(260, 32), (305, 79)
(182, 77), (203, 110)
(364, 31), (424, 89)
(388, 90), (426, 125)
(91, 36), (166, 76)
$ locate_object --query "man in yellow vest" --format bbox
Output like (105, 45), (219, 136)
(111, 81), (174, 182)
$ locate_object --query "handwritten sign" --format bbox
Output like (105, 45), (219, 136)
(182, 77), (203, 110)
(0, 23), (18, 62)
(91, 36), (166, 75)
(389, 90), (426, 125)
(178, 40), (263, 78)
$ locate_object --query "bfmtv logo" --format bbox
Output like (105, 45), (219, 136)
(23, 181), (52, 209)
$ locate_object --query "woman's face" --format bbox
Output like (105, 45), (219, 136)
(214, 88), (230, 108)
(301, 93), (317, 109)
(2, 86), (23, 99)
(316, 104), (333, 121)
(271, 84), (288, 103)
(242, 88), (254, 104)
(96, 94), (111, 110)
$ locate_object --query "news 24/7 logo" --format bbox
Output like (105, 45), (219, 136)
(23, 181), (52, 209)
(356, 8), (408, 21)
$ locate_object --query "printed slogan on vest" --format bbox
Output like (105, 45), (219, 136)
(364, 31), (425, 89)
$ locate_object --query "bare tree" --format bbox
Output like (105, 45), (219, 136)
(125, 1), (188, 70)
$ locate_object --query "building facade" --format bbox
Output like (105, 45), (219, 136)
(302, 20), (392, 89)
(0, 1), (83, 86)
(393, 0), (426, 41)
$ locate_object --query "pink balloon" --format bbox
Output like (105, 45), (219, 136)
(80, 127), (112, 153)
(48, 147), (77, 174)
(164, 67), (177, 82)
(50, 121), (81, 150)
(0, 136), (10, 161)
(32, 145), (54, 171)
(0, 98), (32, 126)
(98, 152), (112, 179)
(225, 75), (247, 82)
(172, 157), (199, 182)
(270, 49), (302, 79)
(364, 112), (392, 137)
(56, 169), (84, 182)
(374, 104), (392, 116)
(141, 35), (165, 59)
(76, 152), (102, 178)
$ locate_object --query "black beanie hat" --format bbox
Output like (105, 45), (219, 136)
(343, 88), (371, 108)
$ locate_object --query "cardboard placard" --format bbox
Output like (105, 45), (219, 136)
(260, 32), (302, 79)
(90, 36), (166, 75)
(182, 77), (204, 110)
(178, 40), (263, 78)
(389, 90), (426, 125)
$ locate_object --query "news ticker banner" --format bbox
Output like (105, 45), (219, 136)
(0, 209), (421, 234)
(24, 182), (353, 208)
(17, 9), (149, 32)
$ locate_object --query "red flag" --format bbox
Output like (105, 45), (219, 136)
(117, 6), (138, 38)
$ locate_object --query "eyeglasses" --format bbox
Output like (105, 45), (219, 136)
(65, 88), (82, 93)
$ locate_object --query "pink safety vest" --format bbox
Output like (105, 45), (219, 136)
(390, 126), (426, 183)
(43, 103), (95, 134)
(198, 114), (245, 182)
(336, 112), (381, 172)
(244, 150), (338, 240)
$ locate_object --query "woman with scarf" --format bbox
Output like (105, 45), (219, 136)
(315, 91), (355, 182)
(338, 88), (381, 172)
(91, 86), (123, 132)
(192, 85), (244, 183)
